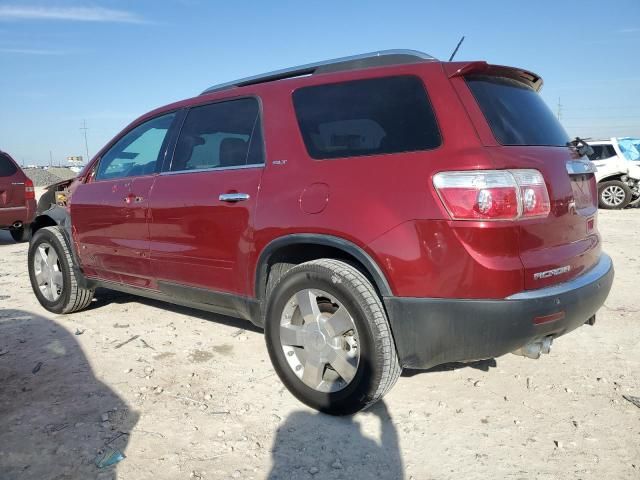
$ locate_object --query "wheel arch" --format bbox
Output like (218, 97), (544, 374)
(597, 173), (625, 184)
(255, 234), (393, 302)
(30, 206), (94, 290)
(31, 212), (59, 235)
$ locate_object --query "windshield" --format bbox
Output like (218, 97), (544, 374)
(466, 75), (569, 146)
(617, 138), (640, 161)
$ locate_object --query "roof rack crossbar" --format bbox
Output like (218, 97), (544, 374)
(201, 49), (436, 95)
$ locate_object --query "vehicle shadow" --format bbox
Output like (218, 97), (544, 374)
(0, 309), (138, 479)
(88, 287), (263, 333)
(267, 401), (403, 479)
(0, 229), (17, 245)
(402, 358), (497, 377)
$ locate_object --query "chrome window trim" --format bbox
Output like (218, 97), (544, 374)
(507, 254), (612, 300)
(160, 163), (265, 176)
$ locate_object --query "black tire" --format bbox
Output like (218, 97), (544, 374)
(265, 259), (401, 415)
(28, 226), (94, 314)
(265, 262), (295, 299)
(10, 225), (30, 243)
(598, 180), (632, 209)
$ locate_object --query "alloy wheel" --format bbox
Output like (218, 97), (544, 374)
(602, 185), (627, 207)
(279, 289), (360, 393)
(33, 242), (63, 302)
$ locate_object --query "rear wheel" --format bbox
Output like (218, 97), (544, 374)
(28, 226), (94, 314)
(265, 259), (401, 415)
(10, 225), (30, 242)
(598, 180), (632, 209)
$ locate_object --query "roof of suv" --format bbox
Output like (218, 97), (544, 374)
(200, 49), (438, 95)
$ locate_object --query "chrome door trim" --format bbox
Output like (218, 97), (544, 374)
(160, 163), (265, 176)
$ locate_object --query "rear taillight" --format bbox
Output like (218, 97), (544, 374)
(433, 169), (550, 221)
(24, 178), (35, 200)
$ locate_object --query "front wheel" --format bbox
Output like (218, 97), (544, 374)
(598, 180), (632, 209)
(264, 259), (401, 415)
(28, 226), (94, 314)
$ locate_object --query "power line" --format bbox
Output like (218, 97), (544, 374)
(80, 120), (90, 164)
(556, 97), (562, 121)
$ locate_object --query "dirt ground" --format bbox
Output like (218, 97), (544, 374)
(0, 208), (638, 480)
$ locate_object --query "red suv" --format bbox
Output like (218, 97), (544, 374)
(27, 50), (613, 414)
(0, 150), (35, 242)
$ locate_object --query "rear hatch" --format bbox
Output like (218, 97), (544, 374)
(0, 152), (25, 208)
(448, 63), (600, 290)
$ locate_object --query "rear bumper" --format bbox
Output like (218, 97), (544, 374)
(0, 200), (36, 228)
(383, 253), (614, 369)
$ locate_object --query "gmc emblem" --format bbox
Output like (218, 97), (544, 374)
(534, 265), (571, 280)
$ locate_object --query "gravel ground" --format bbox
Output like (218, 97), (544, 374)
(0, 209), (638, 480)
(23, 167), (76, 187)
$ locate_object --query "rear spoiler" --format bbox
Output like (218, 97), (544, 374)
(443, 61), (543, 92)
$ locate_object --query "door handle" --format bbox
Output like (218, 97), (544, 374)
(219, 193), (250, 202)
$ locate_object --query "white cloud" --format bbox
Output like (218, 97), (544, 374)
(0, 47), (66, 55)
(0, 5), (147, 23)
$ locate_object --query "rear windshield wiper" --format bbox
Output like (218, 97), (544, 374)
(567, 137), (594, 157)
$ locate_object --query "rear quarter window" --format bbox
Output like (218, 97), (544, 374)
(0, 153), (18, 177)
(292, 76), (441, 159)
(466, 75), (569, 147)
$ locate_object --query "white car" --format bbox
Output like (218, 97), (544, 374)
(587, 137), (640, 209)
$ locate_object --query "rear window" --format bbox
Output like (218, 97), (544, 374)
(466, 75), (569, 147)
(293, 76), (441, 159)
(0, 153), (18, 177)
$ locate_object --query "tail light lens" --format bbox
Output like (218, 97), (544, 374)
(433, 169), (550, 221)
(24, 178), (35, 200)
(511, 170), (551, 217)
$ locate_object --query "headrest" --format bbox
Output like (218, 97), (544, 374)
(219, 137), (248, 167)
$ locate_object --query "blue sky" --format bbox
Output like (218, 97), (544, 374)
(1, 0), (639, 166)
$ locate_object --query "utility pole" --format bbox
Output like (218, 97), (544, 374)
(49, 150), (53, 167)
(556, 97), (562, 121)
(80, 120), (90, 164)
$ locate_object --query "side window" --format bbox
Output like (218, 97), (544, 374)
(587, 145), (603, 161)
(96, 113), (176, 181)
(292, 76), (441, 159)
(0, 153), (18, 177)
(589, 145), (617, 161)
(603, 145), (617, 158)
(169, 98), (263, 172)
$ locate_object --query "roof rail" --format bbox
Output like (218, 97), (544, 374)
(200, 49), (436, 95)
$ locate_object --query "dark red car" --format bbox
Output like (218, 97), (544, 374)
(27, 50), (613, 414)
(0, 150), (35, 242)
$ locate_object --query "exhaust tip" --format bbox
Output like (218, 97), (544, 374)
(11, 221), (23, 229)
(512, 337), (553, 359)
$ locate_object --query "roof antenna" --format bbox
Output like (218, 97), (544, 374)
(448, 36), (465, 61)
